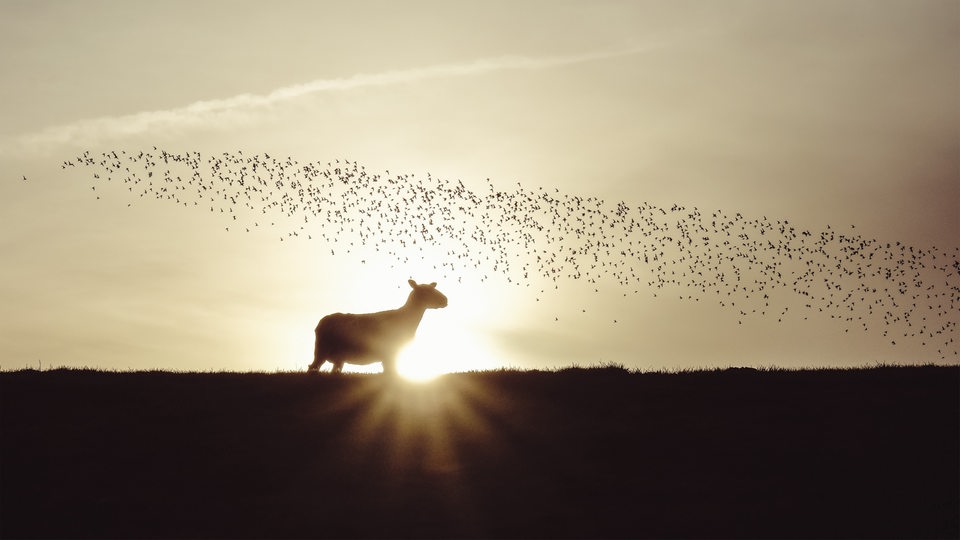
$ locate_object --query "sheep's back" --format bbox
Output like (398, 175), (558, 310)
(316, 311), (409, 356)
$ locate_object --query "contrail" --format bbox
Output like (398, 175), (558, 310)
(4, 43), (662, 155)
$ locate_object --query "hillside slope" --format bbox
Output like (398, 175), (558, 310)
(1, 366), (957, 538)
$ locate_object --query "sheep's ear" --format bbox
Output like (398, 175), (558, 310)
(408, 279), (417, 288)
(428, 282), (437, 288)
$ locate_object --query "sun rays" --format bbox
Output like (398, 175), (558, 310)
(325, 374), (504, 469)
(306, 373), (508, 533)
(396, 314), (503, 382)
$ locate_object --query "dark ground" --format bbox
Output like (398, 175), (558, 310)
(1, 366), (957, 539)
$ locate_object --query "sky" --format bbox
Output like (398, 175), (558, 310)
(1, 0), (958, 374)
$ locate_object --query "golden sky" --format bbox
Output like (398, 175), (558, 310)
(1, 0), (958, 373)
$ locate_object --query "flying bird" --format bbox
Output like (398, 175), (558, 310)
(66, 148), (960, 359)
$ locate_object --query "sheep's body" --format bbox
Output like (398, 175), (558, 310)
(312, 308), (420, 374)
(309, 280), (447, 374)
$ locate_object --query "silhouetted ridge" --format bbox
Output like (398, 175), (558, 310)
(2, 366), (956, 538)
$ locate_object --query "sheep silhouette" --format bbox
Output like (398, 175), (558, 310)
(308, 279), (448, 375)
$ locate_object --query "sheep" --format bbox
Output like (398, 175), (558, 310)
(308, 279), (448, 375)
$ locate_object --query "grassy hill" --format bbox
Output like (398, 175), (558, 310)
(1, 366), (957, 539)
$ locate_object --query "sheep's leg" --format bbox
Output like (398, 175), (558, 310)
(332, 362), (344, 374)
(309, 331), (326, 372)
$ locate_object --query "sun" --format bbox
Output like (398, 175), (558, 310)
(396, 342), (443, 382)
(396, 311), (500, 383)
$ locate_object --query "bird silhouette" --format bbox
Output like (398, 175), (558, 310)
(67, 148), (960, 359)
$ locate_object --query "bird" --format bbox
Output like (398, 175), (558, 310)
(67, 148), (960, 359)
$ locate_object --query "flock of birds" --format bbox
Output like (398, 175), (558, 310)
(62, 148), (958, 359)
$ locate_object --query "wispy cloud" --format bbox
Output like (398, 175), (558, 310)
(3, 43), (662, 155)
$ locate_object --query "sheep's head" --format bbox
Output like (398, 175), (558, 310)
(408, 279), (448, 309)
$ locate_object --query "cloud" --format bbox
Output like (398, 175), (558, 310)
(3, 43), (663, 156)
